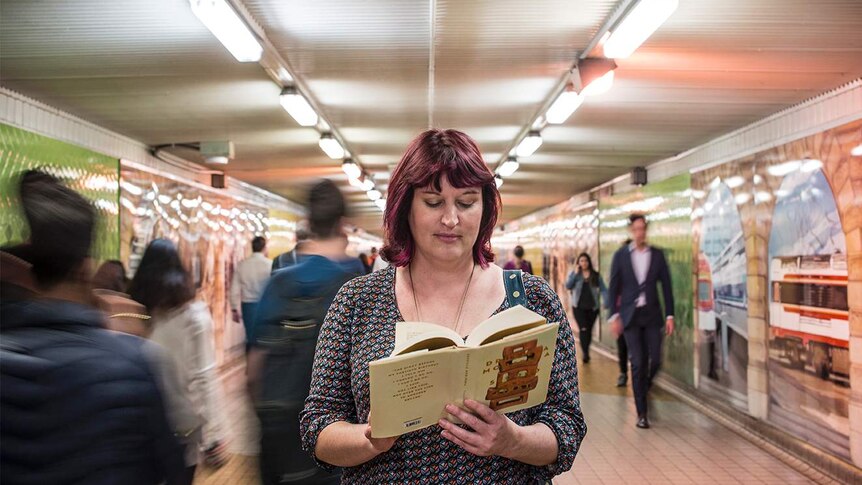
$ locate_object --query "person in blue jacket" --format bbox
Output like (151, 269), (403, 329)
(565, 252), (607, 364)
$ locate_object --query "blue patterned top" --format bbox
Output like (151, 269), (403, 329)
(300, 266), (586, 484)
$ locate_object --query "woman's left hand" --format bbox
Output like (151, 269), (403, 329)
(438, 399), (520, 458)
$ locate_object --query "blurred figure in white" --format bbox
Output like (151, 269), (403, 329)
(231, 236), (271, 348)
(128, 238), (229, 482)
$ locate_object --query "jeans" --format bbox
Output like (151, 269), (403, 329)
(572, 307), (598, 359)
(241, 301), (258, 346)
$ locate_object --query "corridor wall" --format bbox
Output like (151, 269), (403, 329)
(495, 118), (862, 468)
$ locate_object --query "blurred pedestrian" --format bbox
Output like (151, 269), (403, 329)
(359, 252), (372, 274)
(565, 252), (607, 364)
(504, 245), (534, 274)
(608, 215), (675, 429)
(1, 170), (185, 485)
(231, 236), (271, 347)
(128, 238), (229, 477)
(272, 223), (311, 273)
(248, 179), (363, 485)
(92, 259), (129, 293)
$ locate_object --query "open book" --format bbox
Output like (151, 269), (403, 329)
(369, 305), (559, 438)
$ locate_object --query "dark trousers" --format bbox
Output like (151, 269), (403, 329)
(623, 308), (664, 416)
(617, 334), (628, 375)
(241, 301), (258, 347)
(572, 307), (598, 359)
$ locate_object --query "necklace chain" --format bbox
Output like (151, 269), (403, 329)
(409, 263), (476, 336)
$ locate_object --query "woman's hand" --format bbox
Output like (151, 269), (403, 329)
(438, 400), (520, 458)
(364, 414), (397, 454)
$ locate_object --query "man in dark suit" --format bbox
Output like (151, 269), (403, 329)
(608, 213), (675, 429)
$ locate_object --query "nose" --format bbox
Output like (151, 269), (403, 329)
(441, 205), (459, 228)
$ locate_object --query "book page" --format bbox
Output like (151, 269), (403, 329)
(463, 323), (559, 416)
(464, 305), (547, 348)
(391, 321), (464, 356)
(369, 348), (467, 438)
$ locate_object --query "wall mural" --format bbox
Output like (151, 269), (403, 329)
(120, 162), (297, 365)
(598, 173), (694, 386)
(691, 175), (751, 410)
(0, 123), (119, 261)
(765, 162), (850, 460)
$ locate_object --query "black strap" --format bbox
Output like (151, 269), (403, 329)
(503, 269), (527, 307)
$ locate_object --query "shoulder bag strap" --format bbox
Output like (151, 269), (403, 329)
(503, 269), (527, 307)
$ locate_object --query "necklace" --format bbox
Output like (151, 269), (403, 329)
(409, 263), (476, 336)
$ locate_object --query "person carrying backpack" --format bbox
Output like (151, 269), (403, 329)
(247, 179), (363, 485)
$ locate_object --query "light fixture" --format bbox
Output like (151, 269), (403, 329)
(516, 131), (543, 157)
(189, 0), (263, 62)
(498, 157), (520, 177)
(348, 176), (364, 189)
(852, 144), (862, 156)
(581, 70), (615, 96)
(800, 159), (824, 173)
(603, 0), (679, 59)
(279, 88), (318, 127)
(767, 160), (801, 177)
(375, 198), (386, 210)
(342, 158), (362, 179)
(360, 176), (375, 192)
(495, 175), (504, 189)
(546, 88), (585, 124)
(319, 133), (345, 159)
(367, 189), (382, 201)
(571, 57), (617, 97)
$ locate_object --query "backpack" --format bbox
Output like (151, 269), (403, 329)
(254, 269), (354, 484)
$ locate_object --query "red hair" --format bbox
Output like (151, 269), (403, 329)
(381, 129), (500, 268)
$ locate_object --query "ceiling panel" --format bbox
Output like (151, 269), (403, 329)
(2, 0), (862, 231)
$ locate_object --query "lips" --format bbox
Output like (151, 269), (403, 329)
(434, 233), (461, 243)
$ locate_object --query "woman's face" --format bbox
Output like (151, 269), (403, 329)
(578, 256), (590, 271)
(409, 174), (483, 265)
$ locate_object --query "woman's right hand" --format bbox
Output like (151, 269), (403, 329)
(364, 415), (397, 454)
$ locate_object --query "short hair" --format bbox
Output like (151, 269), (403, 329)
(371, 247), (378, 254)
(252, 236), (266, 252)
(307, 179), (346, 239)
(19, 170), (95, 288)
(128, 239), (194, 312)
(513, 245), (525, 259)
(381, 129), (500, 268)
(629, 213), (647, 226)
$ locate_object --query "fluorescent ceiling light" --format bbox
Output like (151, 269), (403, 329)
(342, 159), (361, 179)
(800, 159), (824, 173)
(852, 143), (862, 156)
(367, 189), (382, 201)
(725, 176), (744, 189)
(581, 70), (614, 96)
(546, 90), (584, 124)
(516, 131), (543, 157)
(349, 176), (364, 189)
(279, 88), (318, 127)
(767, 160), (801, 177)
(603, 0), (679, 59)
(498, 157), (520, 177)
(189, 0), (263, 62)
(375, 198), (386, 210)
(495, 175), (504, 189)
(319, 134), (344, 159)
(360, 177), (375, 192)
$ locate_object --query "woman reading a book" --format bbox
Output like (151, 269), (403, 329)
(300, 129), (586, 483)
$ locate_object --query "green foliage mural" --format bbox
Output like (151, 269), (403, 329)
(0, 123), (120, 261)
(598, 173), (694, 386)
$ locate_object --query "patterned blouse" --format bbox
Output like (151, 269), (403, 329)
(300, 266), (586, 484)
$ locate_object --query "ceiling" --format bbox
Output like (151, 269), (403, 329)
(2, 0), (862, 232)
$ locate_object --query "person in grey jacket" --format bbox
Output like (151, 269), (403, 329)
(565, 252), (607, 364)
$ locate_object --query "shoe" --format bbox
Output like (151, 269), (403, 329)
(583, 355), (590, 364)
(636, 415), (650, 429)
(616, 373), (627, 387)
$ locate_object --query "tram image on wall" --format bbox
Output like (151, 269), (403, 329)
(769, 253), (849, 379)
(765, 163), (850, 460)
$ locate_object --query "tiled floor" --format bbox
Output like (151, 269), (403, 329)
(195, 348), (816, 484)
